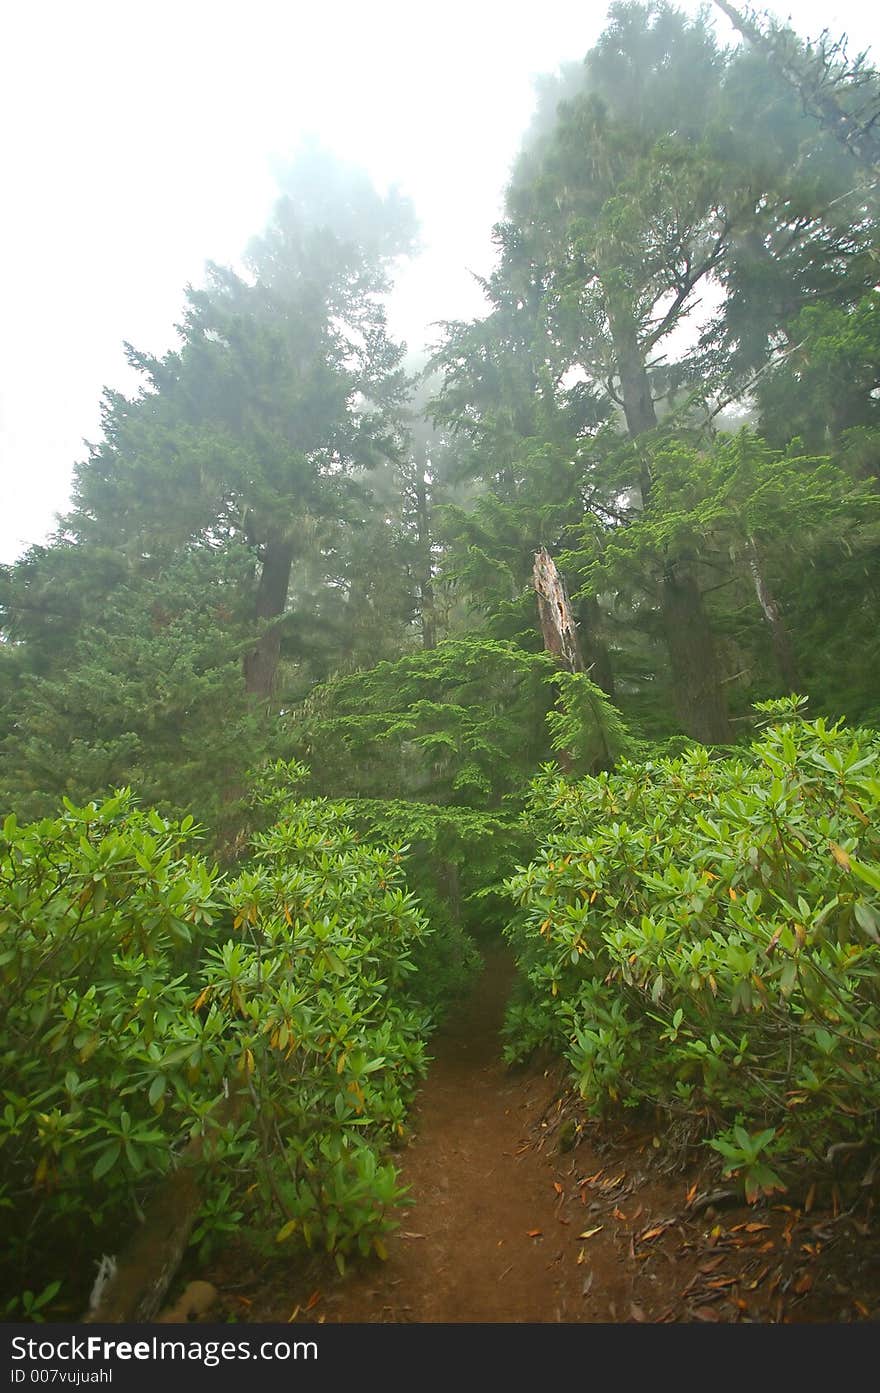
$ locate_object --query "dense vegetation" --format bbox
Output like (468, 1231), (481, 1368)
(1, 1), (879, 1318)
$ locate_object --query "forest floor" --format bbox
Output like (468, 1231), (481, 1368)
(190, 949), (880, 1325)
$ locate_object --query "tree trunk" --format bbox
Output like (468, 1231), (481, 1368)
(662, 563), (734, 744)
(576, 595), (616, 698)
(414, 467), (436, 649)
(747, 535), (800, 694)
(243, 538), (294, 699)
(533, 547), (585, 673)
(608, 300), (732, 743)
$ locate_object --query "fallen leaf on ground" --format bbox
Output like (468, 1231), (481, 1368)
(578, 1226), (604, 1239)
(579, 1170), (604, 1186)
(692, 1306), (721, 1322)
(305, 1291), (321, 1311)
(553, 1182), (564, 1195)
(639, 1225), (668, 1242)
(600, 1172), (626, 1190)
(630, 1303), (646, 1322)
(527, 1228), (543, 1238)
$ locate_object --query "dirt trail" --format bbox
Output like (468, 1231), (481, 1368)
(251, 950), (641, 1323)
(201, 948), (878, 1325)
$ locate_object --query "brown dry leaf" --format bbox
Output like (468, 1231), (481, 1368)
(685, 1181), (699, 1207)
(402, 1232), (426, 1239)
(746, 1266), (770, 1291)
(612, 1206), (628, 1221)
(794, 1271), (813, 1295)
(707, 1276), (738, 1290)
(527, 1228), (543, 1238)
(553, 1182), (564, 1196)
(305, 1290), (321, 1311)
(757, 1240), (775, 1253)
(744, 1222), (770, 1233)
(853, 1300), (870, 1318)
(804, 1183), (816, 1214)
(639, 1225), (668, 1242)
(692, 1306), (721, 1322)
(580, 1170), (604, 1186)
(578, 1226), (604, 1239)
(600, 1172), (626, 1190)
(698, 1256), (726, 1274)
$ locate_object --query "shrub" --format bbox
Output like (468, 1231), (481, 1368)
(0, 792), (223, 1309)
(503, 699), (880, 1196)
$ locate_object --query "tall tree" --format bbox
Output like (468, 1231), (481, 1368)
(72, 148), (416, 700)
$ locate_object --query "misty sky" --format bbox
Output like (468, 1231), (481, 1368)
(2, 0), (878, 563)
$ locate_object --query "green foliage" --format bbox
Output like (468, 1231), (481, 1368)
(0, 545), (269, 840)
(503, 703), (880, 1195)
(288, 636), (629, 807)
(215, 784), (433, 1271)
(0, 782), (436, 1306)
(0, 793), (223, 1304)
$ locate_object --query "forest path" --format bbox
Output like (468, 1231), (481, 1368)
(201, 948), (877, 1324)
(311, 948), (626, 1322)
(247, 948), (651, 1323)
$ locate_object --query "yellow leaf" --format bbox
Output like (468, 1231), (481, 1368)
(192, 986), (211, 1012)
(275, 1219), (298, 1243)
(830, 841), (851, 871)
(373, 1237), (388, 1260)
(578, 1226), (603, 1239)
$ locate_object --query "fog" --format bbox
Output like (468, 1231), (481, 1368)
(1, 0), (878, 562)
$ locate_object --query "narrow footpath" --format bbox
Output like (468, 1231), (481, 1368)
(198, 950), (879, 1324)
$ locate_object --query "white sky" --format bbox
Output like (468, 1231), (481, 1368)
(1, 0), (878, 563)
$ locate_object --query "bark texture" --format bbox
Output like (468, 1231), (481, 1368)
(747, 536), (800, 694)
(533, 547), (585, 673)
(243, 538), (294, 698)
(662, 564), (734, 744)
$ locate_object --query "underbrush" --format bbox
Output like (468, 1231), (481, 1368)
(503, 698), (880, 1203)
(0, 774), (442, 1317)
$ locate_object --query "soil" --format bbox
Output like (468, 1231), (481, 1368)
(191, 949), (880, 1325)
